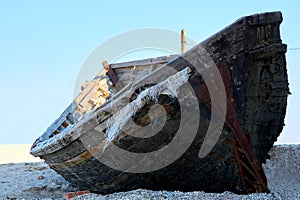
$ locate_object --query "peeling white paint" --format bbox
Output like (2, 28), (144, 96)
(105, 67), (191, 147)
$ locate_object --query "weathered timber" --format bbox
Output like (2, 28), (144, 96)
(30, 12), (289, 194)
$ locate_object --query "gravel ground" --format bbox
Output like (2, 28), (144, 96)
(0, 145), (299, 199)
(0, 162), (77, 199)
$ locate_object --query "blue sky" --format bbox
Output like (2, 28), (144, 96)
(0, 1), (299, 144)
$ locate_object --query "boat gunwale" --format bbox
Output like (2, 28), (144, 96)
(30, 55), (182, 156)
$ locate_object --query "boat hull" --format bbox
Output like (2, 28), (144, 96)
(31, 11), (289, 194)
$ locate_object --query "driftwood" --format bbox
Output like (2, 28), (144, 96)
(30, 12), (289, 194)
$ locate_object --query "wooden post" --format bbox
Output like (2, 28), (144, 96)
(181, 29), (185, 54)
(102, 60), (118, 86)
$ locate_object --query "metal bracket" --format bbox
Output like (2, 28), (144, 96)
(190, 60), (269, 193)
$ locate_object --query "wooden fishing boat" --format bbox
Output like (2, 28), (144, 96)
(30, 11), (289, 194)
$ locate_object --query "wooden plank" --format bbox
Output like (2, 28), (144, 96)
(110, 55), (177, 69)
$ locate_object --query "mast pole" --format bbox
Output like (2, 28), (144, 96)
(181, 29), (185, 54)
